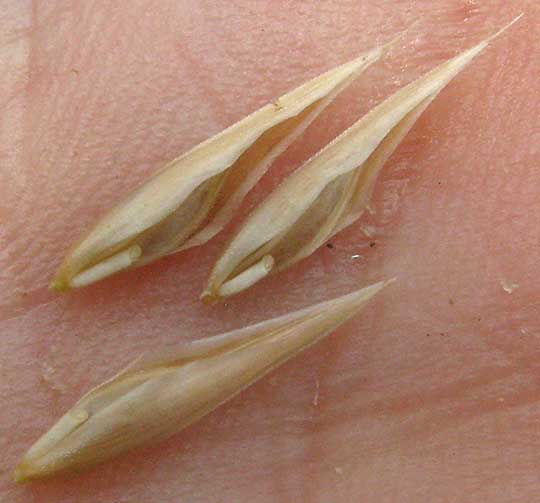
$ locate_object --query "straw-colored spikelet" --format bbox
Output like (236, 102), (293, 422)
(14, 280), (392, 482)
(202, 16), (522, 301)
(50, 34), (406, 292)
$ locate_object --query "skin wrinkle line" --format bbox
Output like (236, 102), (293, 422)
(335, 300), (537, 426)
(324, 315), (540, 428)
(313, 384), (531, 465)
(5, 0), (41, 305)
(0, 282), (57, 323)
(398, 385), (539, 455)
(0, 3), (31, 307)
(338, 364), (527, 425)
(349, 388), (537, 471)
(475, 321), (540, 373)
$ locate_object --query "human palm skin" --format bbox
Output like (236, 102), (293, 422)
(2, 1), (539, 502)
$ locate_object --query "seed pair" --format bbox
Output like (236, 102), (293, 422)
(50, 17), (520, 300)
(15, 17), (522, 482)
(50, 32), (402, 292)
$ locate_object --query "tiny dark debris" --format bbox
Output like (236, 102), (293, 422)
(369, 242), (376, 248)
(326, 243), (334, 249)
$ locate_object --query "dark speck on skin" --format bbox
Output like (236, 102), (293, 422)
(326, 243), (334, 249)
(369, 242), (376, 248)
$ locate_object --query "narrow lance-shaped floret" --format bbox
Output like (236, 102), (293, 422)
(14, 279), (392, 482)
(202, 16), (522, 301)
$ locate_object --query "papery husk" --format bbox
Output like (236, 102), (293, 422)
(203, 17), (521, 300)
(14, 280), (391, 482)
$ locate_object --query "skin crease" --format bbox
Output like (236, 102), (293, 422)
(1, 0), (539, 501)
